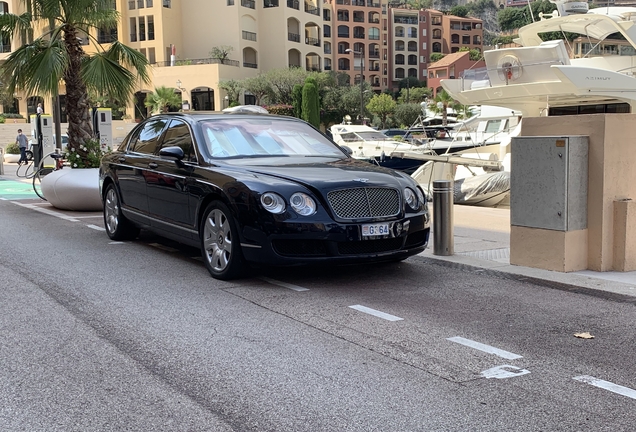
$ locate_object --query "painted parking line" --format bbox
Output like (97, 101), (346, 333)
(86, 224), (106, 231)
(573, 376), (636, 400)
(12, 202), (80, 222)
(260, 277), (309, 292)
(349, 305), (404, 322)
(447, 336), (523, 360)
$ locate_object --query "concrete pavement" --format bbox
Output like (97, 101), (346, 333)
(2, 158), (636, 299)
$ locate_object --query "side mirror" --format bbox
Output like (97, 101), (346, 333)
(159, 146), (185, 160)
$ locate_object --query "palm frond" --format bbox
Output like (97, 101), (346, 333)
(1, 38), (67, 96)
(81, 53), (137, 103)
(104, 41), (150, 84)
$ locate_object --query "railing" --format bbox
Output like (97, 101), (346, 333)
(324, 65), (332, 70)
(323, 30), (331, 38)
(335, 0), (350, 4)
(0, 44), (11, 53)
(353, 17), (364, 22)
(324, 47), (332, 54)
(369, 18), (379, 23)
(242, 0), (255, 8)
(395, 31), (404, 37)
(304, 3), (319, 15)
(369, 1), (380, 6)
(339, 65), (350, 70)
(323, 11), (330, 20)
(156, 57), (240, 67)
(394, 17), (418, 25)
(98, 34), (118, 43)
(395, 46), (404, 51)
(243, 31), (257, 41)
(244, 62), (258, 68)
(287, 0), (299, 8)
(353, 33), (365, 39)
(337, 32), (349, 38)
(148, 31), (154, 40)
(450, 24), (461, 30)
(371, 82), (380, 87)
(337, 14), (348, 21)
(408, 46), (417, 52)
(306, 37), (320, 46)
(368, 51), (379, 58)
(462, 25), (472, 31)
(395, 59), (404, 65)
(308, 65), (321, 71)
(407, 60), (417, 65)
(369, 35), (380, 40)
(288, 32), (300, 42)
(352, 0), (365, 5)
(368, 66), (380, 71)
(130, 33), (137, 42)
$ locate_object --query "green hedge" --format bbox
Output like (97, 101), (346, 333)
(5, 142), (20, 154)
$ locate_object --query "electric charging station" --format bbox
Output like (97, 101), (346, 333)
(30, 114), (56, 168)
(92, 107), (113, 151)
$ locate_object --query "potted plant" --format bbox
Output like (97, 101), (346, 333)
(3, 142), (21, 163)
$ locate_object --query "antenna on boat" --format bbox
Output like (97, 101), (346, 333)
(527, 0), (536, 22)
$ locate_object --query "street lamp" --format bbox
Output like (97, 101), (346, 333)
(345, 48), (364, 123)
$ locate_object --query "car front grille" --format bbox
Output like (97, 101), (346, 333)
(327, 187), (400, 219)
(338, 237), (404, 255)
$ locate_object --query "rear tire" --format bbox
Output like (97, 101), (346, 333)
(103, 184), (139, 241)
(200, 201), (246, 280)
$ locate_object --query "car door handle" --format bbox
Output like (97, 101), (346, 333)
(148, 163), (158, 169)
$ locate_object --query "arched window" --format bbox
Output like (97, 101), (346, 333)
(369, 27), (379, 40)
(432, 42), (441, 53)
(337, 25), (349, 38)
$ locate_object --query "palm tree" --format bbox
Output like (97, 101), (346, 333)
(430, 90), (456, 126)
(144, 86), (183, 114)
(0, 0), (150, 165)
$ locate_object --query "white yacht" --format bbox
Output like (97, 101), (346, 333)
(329, 123), (435, 173)
(441, 1), (636, 116)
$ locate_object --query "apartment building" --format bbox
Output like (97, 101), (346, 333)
(0, 0), (482, 120)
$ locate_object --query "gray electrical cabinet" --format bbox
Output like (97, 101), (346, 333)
(511, 136), (588, 232)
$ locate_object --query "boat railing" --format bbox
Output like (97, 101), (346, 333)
(458, 58), (569, 91)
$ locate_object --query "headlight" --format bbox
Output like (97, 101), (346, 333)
(261, 192), (286, 214)
(290, 192), (317, 216)
(415, 187), (426, 206)
(404, 187), (419, 210)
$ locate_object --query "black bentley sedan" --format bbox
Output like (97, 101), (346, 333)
(99, 111), (430, 280)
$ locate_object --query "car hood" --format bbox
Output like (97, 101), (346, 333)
(222, 157), (411, 190)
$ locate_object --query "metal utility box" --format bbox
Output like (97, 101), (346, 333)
(511, 136), (588, 232)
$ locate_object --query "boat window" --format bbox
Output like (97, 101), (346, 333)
(484, 120), (501, 133)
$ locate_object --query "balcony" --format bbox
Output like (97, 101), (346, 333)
(352, 0), (365, 5)
(337, 32), (349, 38)
(371, 82), (380, 87)
(337, 14), (348, 21)
(304, 2), (319, 15)
(394, 17), (417, 25)
(244, 62), (258, 68)
(450, 24), (461, 30)
(288, 32), (301, 42)
(156, 57), (240, 67)
(462, 25), (472, 31)
(353, 17), (364, 22)
(306, 37), (320, 46)
(368, 65), (380, 71)
(242, 31), (257, 41)
(287, 0), (299, 9)
(368, 50), (379, 58)
(353, 33), (365, 39)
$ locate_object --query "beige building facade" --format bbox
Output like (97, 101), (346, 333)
(0, 0), (482, 121)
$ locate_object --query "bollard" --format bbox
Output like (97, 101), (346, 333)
(433, 180), (454, 256)
(0, 148), (4, 175)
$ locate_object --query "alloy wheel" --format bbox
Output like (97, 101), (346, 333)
(203, 209), (233, 272)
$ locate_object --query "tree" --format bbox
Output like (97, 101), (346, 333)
(394, 103), (424, 129)
(218, 79), (243, 106)
(144, 86), (182, 114)
(242, 75), (272, 106)
(430, 53), (445, 63)
(210, 45), (234, 64)
(366, 93), (396, 129)
(292, 84), (303, 118)
(0, 0), (150, 165)
(430, 90), (456, 126)
(264, 67), (309, 105)
(301, 81), (320, 129)
(497, 6), (531, 31)
(449, 5), (469, 17)
(397, 86), (431, 104)
(459, 46), (483, 61)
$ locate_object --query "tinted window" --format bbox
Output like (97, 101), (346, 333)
(159, 119), (196, 162)
(130, 118), (168, 154)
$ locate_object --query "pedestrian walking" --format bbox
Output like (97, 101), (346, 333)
(36, 103), (43, 114)
(16, 129), (29, 165)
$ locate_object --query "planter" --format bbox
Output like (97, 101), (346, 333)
(41, 167), (103, 211)
(3, 153), (20, 163)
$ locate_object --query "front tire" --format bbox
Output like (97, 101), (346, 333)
(103, 183), (139, 241)
(201, 201), (245, 280)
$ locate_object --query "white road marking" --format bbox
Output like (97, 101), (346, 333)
(349, 305), (404, 321)
(0, 198), (7, 200)
(86, 224), (105, 231)
(447, 336), (523, 360)
(573, 376), (636, 400)
(260, 277), (309, 292)
(481, 365), (530, 379)
(109, 241), (125, 244)
(13, 202), (80, 222)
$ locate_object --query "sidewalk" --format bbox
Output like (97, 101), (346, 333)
(2, 158), (636, 299)
(420, 204), (636, 299)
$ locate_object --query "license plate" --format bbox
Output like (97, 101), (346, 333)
(361, 223), (391, 237)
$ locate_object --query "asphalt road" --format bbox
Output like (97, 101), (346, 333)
(1, 198), (635, 431)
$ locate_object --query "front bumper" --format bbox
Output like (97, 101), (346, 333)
(240, 214), (429, 266)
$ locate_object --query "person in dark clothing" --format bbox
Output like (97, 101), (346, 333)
(16, 129), (29, 165)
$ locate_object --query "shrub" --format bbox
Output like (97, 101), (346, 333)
(2, 113), (24, 118)
(64, 138), (109, 168)
(0, 116), (5, 123)
(265, 104), (294, 116)
(6, 142), (20, 154)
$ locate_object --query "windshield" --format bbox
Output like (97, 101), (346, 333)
(199, 118), (346, 159)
